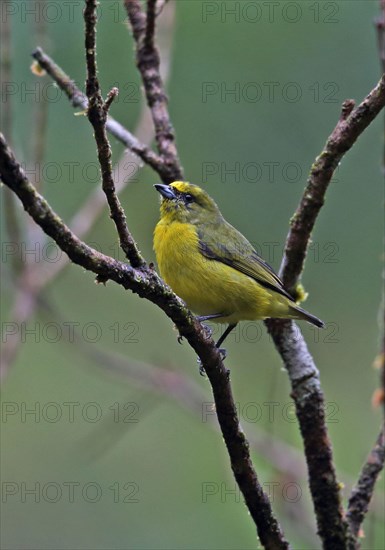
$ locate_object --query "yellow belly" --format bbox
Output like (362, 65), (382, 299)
(154, 220), (293, 324)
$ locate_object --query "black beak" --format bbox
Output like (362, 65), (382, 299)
(154, 184), (176, 200)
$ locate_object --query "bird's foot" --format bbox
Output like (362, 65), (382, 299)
(215, 347), (230, 377)
(197, 358), (207, 377)
(197, 360), (230, 379)
(196, 346), (228, 377)
(201, 324), (213, 340)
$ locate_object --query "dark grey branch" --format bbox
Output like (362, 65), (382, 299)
(0, 132), (289, 550)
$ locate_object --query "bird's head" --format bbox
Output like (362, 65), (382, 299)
(154, 181), (221, 224)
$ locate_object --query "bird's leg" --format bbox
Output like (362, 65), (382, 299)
(215, 323), (237, 352)
(197, 313), (224, 322)
(197, 322), (237, 376)
(178, 313), (224, 347)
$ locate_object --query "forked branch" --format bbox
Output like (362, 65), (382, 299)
(124, 0), (183, 182)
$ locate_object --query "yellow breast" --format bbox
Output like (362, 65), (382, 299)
(153, 219), (287, 324)
(154, 220), (202, 305)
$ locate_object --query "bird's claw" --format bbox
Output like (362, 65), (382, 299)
(201, 324), (213, 340)
(197, 358), (207, 377)
(197, 346), (228, 377)
(177, 335), (184, 345)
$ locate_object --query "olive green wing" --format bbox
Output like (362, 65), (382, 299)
(197, 221), (294, 301)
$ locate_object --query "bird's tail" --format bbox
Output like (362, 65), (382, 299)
(289, 304), (324, 328)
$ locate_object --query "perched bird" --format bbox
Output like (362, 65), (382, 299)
(153, 181), (324, 350)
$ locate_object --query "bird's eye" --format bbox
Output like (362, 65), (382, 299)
(184, 194), (194, 203)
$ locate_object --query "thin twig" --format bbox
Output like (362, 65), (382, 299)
(125, 0), (183, 183)
(266, 76), (385, 549)
(374, 0), (385, 421)
(279, 75), (385, 293)
(1, 2), (177, 380)
(1, 8), (23, 275)
(347, 427), (385, 537)
(1, 13), (12, 141)
(30, 47), (169, 181)
(375, 0), (385, 74)
(381, 298), (385, 417)
(0, 134), (289, 549)
(31, 0), (48, 192)
(0, 267), (41, 379)
(84, 0), (144, 268)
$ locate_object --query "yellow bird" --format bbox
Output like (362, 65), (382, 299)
(154, 181), (324, 349)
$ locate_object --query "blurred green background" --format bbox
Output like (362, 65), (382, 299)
(1, 1), (384, 548)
